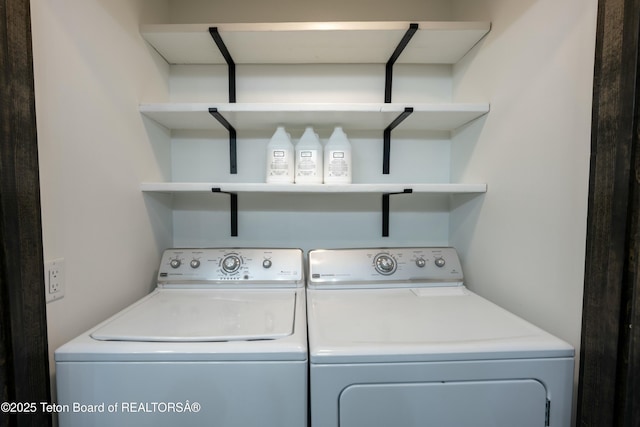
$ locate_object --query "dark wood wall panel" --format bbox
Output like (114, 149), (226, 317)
(619, 126), (640, 423)
(578, 0), (640, 425)
(0, 0), (51, 425)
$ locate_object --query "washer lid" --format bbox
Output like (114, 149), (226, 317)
(91, 290), (296, 342)
(307, 287), (574, 363)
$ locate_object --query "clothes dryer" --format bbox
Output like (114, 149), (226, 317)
(55, 248), (307, 427)
(306, 247), (574, 427)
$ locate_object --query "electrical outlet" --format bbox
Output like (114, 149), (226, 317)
(45, 258), (65, 303)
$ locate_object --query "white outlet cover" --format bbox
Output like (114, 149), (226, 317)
(45, 258), (65, 303)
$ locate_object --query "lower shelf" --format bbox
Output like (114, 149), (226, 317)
(141, 182), (486, 238)
(140, 182), (487, 194)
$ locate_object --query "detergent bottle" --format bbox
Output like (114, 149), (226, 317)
(323, 126), (352, 184)
(295, 126), (323, 184)
(265, 126), (294, 183)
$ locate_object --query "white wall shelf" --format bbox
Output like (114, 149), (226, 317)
(141, 182), (487, 238)
(140, 102), (489, 131)
(141, 21), (491, 65)
(141, 182), (487, 194)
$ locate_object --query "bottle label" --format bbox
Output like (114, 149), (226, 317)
(327, 150), (350, 177)
(296, 150), (320, 177)
(268, 150), (291, 177)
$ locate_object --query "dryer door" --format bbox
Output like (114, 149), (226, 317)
(340, 379), (547, 427)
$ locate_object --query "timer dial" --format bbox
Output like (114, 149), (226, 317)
(374, 253), (397, 275)
(221, 254), (242, 273)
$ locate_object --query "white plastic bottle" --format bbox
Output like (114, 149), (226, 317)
(265, 126), (294, 184)
(295, 126), (323, 184)
(323, 126), (352, 184)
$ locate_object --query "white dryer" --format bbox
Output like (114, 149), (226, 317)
(55, 248), (307, 427)
(306, 247), (574, 427)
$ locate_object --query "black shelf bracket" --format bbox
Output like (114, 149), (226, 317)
(383, 107), (414, 174)
(208, 28), (238, 175)
(212, 188), (238, 237)
(209, 108), (237, 175)
(382, 189), (413, 237)
(209, 27), (236, 103)
(385, 23), (418, 103)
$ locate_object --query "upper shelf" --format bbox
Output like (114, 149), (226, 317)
(141, 21), (491, 65)
(140, 102), (489, 131)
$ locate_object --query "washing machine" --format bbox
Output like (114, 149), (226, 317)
(306, 247), (574, 427)
(55, 248), (307, 427)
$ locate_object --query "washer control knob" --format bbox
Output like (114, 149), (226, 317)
(190, 259), (200, 269)
(374, 254), (397, 275)
(415, 258), (426, 268)
(262, 259), (272, 269)
(222, 255), (241, 273)
(170, 259), (181, 269)
(435, 257), (446, 268)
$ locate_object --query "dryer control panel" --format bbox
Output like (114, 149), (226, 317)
(157, 248), (304, 287)
(308, 247), (463, 288)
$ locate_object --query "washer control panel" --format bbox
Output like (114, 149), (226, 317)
(158, 248), (303, 287)
(308, 247), (463, 288)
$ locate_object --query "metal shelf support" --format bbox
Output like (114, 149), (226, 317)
(212, 188), (238, 236)
(208, 27), (236, 103)
(383, 107), (414, 174)
(382, 189), (413, 237)
(385, 23), (418, 103)
(208, 28), (237, 174)
(383, 23), (418, 175)
(208, 108), (237, 175)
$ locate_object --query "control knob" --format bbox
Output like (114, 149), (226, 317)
(374, 254), (397, 275)
(415, 258), (426, 268)
(170, 259), (181, 269)
(222, 254), (242, 273)
(190, 259), (200, 269)
(435, 257), (446, 268)
(262, 259), (272, 269)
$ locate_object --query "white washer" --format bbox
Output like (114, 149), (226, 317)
(55, 248), (307, 427)
(306, 248), (574, 427)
